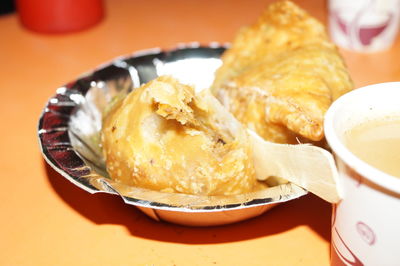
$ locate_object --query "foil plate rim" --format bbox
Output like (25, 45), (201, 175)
(38, 43), (308, 213)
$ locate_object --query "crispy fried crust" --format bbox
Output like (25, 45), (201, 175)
(102, 76), (262, 196)
(212, 0), (353, 143)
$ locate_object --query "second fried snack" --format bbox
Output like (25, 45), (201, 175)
(212, 0), (353, 143)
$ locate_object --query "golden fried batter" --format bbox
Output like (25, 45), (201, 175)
(101, 76), (260, 196)
(212, 0), (353, 143)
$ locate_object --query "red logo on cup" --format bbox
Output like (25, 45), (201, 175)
(332, 10), (393, 46)
(332, 227), (364, 266)
(356, 221), (376, 245)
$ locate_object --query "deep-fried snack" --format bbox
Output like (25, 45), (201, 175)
(212, 0), (353, 143)
(101, 76), (261, 195)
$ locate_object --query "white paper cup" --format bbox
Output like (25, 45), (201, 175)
(328, 0), (400, 52)
(324, 82), (400, 265)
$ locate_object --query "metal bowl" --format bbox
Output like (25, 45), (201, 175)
(38, 43), (307, 226)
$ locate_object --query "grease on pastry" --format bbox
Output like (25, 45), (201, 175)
(101, 76), (261, 196)
(212, 0), (353, 143)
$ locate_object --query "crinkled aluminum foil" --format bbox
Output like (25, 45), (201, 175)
(38, 43), (307, 226)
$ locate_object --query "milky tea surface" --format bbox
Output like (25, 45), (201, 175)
(345, 117), (400, 178)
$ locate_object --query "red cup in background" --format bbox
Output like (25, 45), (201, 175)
(16, 0), (104, 34)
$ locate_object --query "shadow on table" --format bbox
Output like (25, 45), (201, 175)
(44, 160), (331, 245)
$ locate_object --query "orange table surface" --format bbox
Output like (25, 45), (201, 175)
(1, 0), (399, 265)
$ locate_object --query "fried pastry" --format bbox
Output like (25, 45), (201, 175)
(101, 76), (261, 196)
(212, 0), (353, 143)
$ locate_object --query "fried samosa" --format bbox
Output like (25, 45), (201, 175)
(101, 76), (262, 196)
(212, 0), (353, 143)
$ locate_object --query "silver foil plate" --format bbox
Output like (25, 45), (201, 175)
(38, 43), (307, 226)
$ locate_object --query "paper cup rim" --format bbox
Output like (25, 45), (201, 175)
(324, 82), (400, 194)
